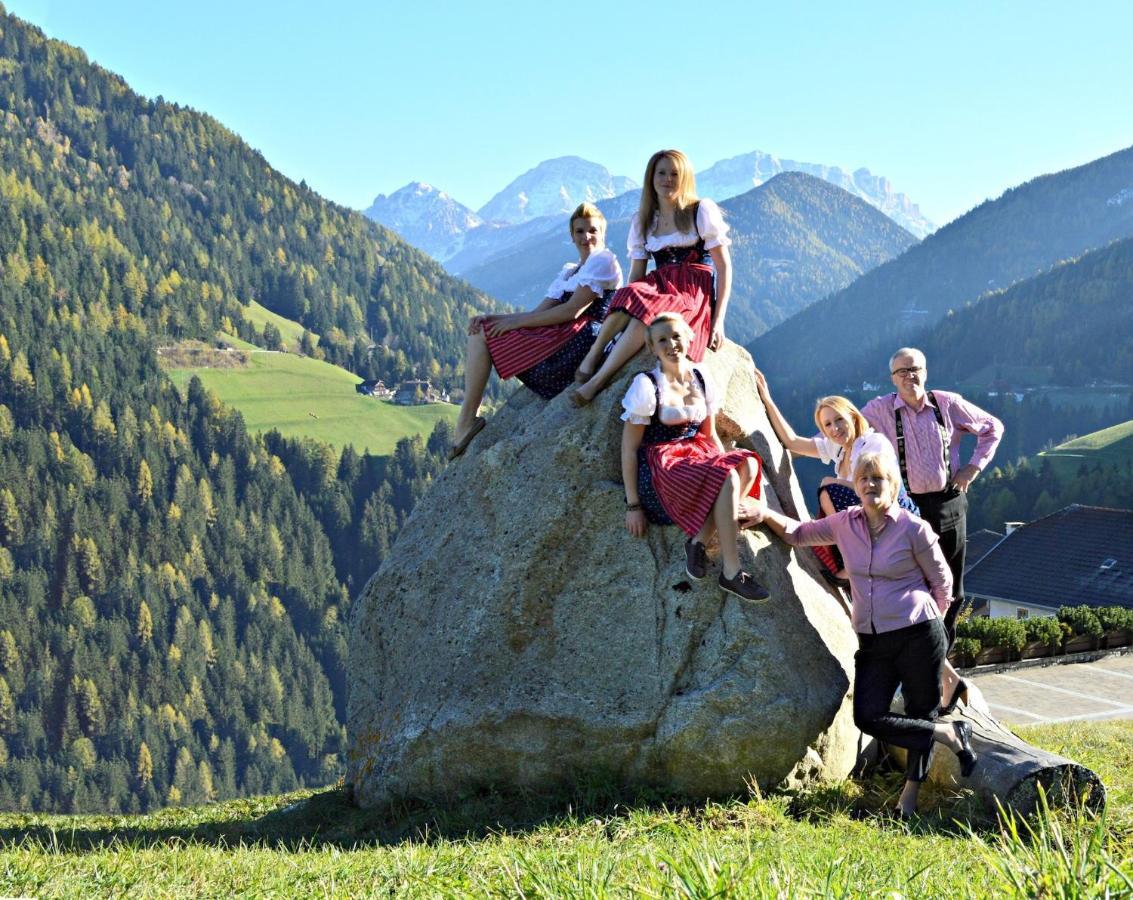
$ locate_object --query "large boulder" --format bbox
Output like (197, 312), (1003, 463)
(347, 342), (863, 808)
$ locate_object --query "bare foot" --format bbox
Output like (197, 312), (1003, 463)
(570, 379), (601, 407)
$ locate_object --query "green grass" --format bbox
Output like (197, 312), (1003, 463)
(239, 300), (318, 351)
(1038, 418), (1133, 472)
(166, 349), (456, 455)
(0, 722), (1129, 897)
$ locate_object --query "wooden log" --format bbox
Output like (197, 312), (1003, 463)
(887, 686), (1106, 816)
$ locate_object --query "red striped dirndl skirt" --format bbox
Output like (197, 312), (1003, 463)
(646, 432), (762, 536)
(609, 262), (715, 362)
(485, 316), (593, 381)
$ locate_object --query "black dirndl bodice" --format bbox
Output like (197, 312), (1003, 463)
(649, 239), (709, 268)
(635, 369), (705, 525)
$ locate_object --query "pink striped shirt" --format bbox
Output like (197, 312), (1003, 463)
(782, 507), (952, 634)
(860, 390), (1004, 494)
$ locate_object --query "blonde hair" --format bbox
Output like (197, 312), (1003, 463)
(813, 396), (869, 444)
(852, 452), (902, 508)
(645, 312), (694, 351)
(637, 150), (699, 239)
(568, 201), (606, 234)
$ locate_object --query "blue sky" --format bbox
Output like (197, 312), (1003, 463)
(6, 0), (1132, 226)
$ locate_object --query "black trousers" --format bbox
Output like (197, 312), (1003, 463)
(854, 618), (946, 782)
(909, 488), (967, 644)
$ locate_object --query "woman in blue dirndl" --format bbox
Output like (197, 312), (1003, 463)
(450, 202), (622, 459)
(622, 313), (768, 602)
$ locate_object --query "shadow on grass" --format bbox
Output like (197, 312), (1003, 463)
(0, 766), (1003, 854)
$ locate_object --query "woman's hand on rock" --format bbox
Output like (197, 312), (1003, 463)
(625, 509), (647, 537)
(468, 315), (492, 335)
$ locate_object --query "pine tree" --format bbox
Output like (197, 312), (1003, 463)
(135, 742), (153, 791)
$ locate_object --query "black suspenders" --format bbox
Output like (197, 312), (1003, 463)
(894, 390), (950, 490)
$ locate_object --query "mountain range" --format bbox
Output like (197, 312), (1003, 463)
(454, 172), (918, 345)
(363, 152), (934, 276)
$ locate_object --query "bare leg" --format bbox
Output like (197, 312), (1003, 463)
(898, 780), (921, 818)
(900, 723), (965, 816)
(714, 471), (742, 579)
(940, 660), (963, 707)
(575, 311), (629, 381)
(456, 330), (491, 443)
(818, 490), (838, 517)
(574, 317), (647, 404)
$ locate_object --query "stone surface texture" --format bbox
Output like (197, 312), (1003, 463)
(348, 342), (863, 808)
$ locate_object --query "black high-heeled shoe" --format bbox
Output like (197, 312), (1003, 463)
(953, 720), (978, 778)
(940, 677), (970, 716)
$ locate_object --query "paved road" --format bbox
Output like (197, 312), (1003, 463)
(969, 653), (1133, 725)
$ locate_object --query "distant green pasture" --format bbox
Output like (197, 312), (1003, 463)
(1037, 418), (1133, 474)
(239, 300), (319, 351)
(167, 350), (455, 455)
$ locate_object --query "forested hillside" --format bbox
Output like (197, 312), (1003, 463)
(751, 144), (1133, 384)
(0, 5), (496, 389)
(970, 450), (1133, 532)
(0, 7), (459, 812)
(915, 236), (1133, 386)
(722, 173), (916, 341)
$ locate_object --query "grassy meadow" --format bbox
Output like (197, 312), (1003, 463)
(0, 721), (1129, 897)
(165, 347), (457, 455)
(240, 300), (320, 352)
(1037, 418), (1133, 475)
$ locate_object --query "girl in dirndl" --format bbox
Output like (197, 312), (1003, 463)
(621, 313), (768, 602)
(753, 370), (918, 584)
(450, 202), (623, 459)
(571, 149), (731, 406)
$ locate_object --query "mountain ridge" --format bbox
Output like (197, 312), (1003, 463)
(363, 150), (932, 271)
(749, 143), (1133, 387)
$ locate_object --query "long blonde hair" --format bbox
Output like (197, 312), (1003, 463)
(637, 149), (699, 239)
(813, 395), (869, 444)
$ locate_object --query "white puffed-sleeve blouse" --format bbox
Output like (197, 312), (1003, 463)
(627, 198), (731, 261)
(544, 248), (623, 300)
(813, 430), (900, 481)
(620, 365), (719, 426)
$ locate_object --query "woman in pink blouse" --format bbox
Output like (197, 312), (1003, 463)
(750, 451), (978, 818)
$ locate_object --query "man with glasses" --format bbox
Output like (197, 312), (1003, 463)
(860, 348), (1003, 649)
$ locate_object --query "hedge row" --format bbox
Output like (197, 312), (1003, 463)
(954, 605), (1133, 657)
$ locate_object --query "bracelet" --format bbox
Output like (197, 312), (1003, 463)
(626, 502), (642, 512)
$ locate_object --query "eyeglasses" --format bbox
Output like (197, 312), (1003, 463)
(891, 366), (924, 378)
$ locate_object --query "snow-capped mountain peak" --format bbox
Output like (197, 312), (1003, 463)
(363, 182), (482, 260)
(476, 156), (639, 224)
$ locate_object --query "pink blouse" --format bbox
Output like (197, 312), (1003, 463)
(782, 507), (952, 635)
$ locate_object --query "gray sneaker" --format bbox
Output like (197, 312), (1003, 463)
(685, 539), (708, 581)
(719, 570), (770, 602)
